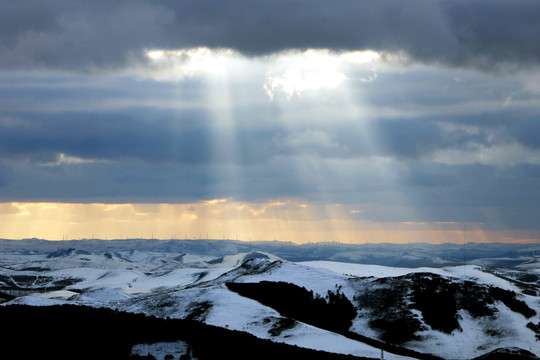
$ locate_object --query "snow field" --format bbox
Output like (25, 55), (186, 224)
(1, 250), (538, 360)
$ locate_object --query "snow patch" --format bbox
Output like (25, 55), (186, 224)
(131, 341), (192, 359)
(3, 295), (67, 306)
(73, 287), (132, 303)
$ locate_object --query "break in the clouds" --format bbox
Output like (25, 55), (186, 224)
(3, 0), (540, 71)
(0, 1), (539, 242)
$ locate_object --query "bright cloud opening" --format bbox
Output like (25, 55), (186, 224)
(263, 49), (348, 101)
(340, 50), (381, 64)
(140, 47), (381, 101)
(263, 49), (380, 100)
(143, 47), (239, 80)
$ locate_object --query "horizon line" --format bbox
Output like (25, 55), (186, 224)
(2, 237), (539, 246)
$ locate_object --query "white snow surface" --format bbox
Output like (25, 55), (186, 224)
(131, 341), (192, 360)
(300, 261), (524, 292)
(129, 284), (416, 360)
(0, 250), (538, 359)
(4, 295), (67, 306)
(72, 287), (133, 303)
(235, 260), (350, 297)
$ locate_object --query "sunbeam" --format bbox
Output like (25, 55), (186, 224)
(0, 44), (537, 244)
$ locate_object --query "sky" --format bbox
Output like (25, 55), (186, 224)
(1, 0), (540, 244)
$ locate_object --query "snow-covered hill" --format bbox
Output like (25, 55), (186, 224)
(0, 246), (538, 360)
(2, 238), (538, 269)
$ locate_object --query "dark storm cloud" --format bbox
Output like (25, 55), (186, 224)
(1, 145), (539, 230)
(0, 111), (214, 165)
(1, 105), (539, 230)
(2, 0), (540, 70)
(357, 163), (540, 229)
(0, 110), (294, 166)
(0, 108), (536, 167)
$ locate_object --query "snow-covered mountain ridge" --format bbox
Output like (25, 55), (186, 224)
(0, 244), (538, 360)
(1, 238), (538, 269)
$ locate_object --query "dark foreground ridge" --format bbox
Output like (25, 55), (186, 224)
(0, 304), (371, 360)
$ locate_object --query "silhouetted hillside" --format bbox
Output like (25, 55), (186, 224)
(0, 304), (372, 360)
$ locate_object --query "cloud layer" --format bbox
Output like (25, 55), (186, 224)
(1, 1), (539, 241)
(3, 1), (540, 71)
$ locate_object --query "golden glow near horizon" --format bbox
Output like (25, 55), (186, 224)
(0, 201), (537, 244)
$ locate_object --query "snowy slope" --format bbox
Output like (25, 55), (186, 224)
(218, 260), (539, 359)
(300, 261), (526, 292)
(0, 249), (538, 360)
